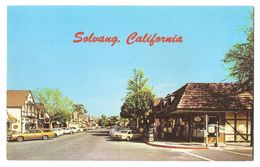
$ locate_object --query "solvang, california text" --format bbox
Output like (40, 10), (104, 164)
(73, 32), (183, 46)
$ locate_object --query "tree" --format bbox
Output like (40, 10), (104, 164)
(98, 114), (109, 127)
(108, 116), (120, 126)
(33, 88), (74, 128)
(223, 12), (254, 146)
(223, 13), (254, 93)
(121, 69), (155, 129)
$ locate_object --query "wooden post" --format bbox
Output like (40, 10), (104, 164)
(188, 113), (192, 142)
(215, 113), (219, 147)
(215, 121), (219, 147)
(205, 114), (208, 147)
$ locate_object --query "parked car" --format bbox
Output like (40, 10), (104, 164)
(110, 127), (130, 137)
(7, 129), (56, 142)
(52, 128), (64, 136)
(111, 130), (143, 141)
(69, 127), (80, 133)
(82, 128), (88, 131)
(62, 127), (74, 134)
(109, 125), (120, 136)
(86, 126), (95, 130)
(78, 128), (84, 132)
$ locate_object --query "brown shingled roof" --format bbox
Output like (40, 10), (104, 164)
(167, 83), (253, 112)
(7, 90), (31, 107)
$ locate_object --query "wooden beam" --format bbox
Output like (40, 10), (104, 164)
(225, 120), (247, 141)
(188, 113), (192, 142)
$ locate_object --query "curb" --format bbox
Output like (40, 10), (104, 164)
(145, 142), (209, 150)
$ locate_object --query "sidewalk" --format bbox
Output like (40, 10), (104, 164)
(146, 141), (209, 150)
(216, 142), (253, 150)
(146, 141), (253, 150)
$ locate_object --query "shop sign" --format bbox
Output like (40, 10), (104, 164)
(208, 126), (215, 133)
(194, 116), (201, 122)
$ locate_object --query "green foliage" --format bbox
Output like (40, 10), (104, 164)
(33, 88), (74, 122)
(120, 69), (155, 119)
(108, 116), (120, 125)
(98, 114), (109, 126)
(224, 13), (254, 93)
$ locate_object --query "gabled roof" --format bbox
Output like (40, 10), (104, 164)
(7, 90), (31, 107)
(167, 83), (253, 112)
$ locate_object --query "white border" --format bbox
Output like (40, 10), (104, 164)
(0, 1), (259, 167)
(0, 0), (258, 6)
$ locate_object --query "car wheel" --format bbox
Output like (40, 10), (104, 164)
(16, 136), (24, 142)
(126, 137), (131, 141)
(70, 131), (73, 134)
(54, 133), (58, 137)
(42, 135), (49, 140)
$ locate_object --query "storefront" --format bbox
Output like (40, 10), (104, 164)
(154, 112), (225, 143)
(151, 83), (252, 144)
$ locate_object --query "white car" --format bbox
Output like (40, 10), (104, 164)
(109, 126), (124, 136)
(52, 128), (64, 136)
(62, 127), (74, 134)
(69, 127), (80, 133)
(111, 130), (143, 141)
(86, 126), (95, 130)
(78, 128), (84, 132)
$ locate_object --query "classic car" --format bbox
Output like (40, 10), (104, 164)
(111, 130), (143, 141)
(62, 127), (74, 134)
(52, 128), (64, 136)
(69, 127), (80, 133)
(7, 129), (56, 142)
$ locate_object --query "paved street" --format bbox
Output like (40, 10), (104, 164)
(7, 128), (253, 161)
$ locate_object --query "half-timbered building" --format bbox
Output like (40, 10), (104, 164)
(151, 83), (252, 143)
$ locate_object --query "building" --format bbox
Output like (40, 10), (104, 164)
(7, 90), (37, 133)
(151, 83), (252, 143)
(69, 104), (88, 128)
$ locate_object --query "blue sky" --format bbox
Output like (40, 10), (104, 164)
(8, 6), (252, 117)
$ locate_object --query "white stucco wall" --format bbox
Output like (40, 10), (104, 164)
(7, 108), (22, 132)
